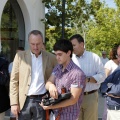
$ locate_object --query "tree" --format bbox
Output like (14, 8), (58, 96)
(42, 0), (120, 56)
(42, 0), (98, 51)
(85, 1), (120, 55)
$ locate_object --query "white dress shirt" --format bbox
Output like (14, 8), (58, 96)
(27, 52), (46, 95)
(72, 50), (105, 92)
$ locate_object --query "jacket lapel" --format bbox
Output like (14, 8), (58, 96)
(25, 50), (31, 71)
(42, 51), (48, 76)
(24, 50), (48, 81)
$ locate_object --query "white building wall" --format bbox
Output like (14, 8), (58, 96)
(0, 0), (45, 50)
(0, 0), (7, 17)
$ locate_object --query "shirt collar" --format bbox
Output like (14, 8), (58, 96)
(31, 51), (42, 58)
(58, 59), (73, 72)
(76, 50), (86, 58)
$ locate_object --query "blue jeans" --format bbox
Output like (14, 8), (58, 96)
(18, 97), (46, 120)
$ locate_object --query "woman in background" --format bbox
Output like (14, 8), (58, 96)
(104, 47), (119, 77)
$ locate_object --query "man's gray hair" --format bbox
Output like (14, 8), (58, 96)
(28, 30), (43, 40)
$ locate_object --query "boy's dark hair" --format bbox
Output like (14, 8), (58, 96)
(53, 39), (73, 58)
(69, 34), (84, 43)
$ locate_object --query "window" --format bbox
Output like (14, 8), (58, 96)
(1, 0), (25, 62)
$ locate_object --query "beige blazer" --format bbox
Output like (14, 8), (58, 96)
(10, 50), (57, 110)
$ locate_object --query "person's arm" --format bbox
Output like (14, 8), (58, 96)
(89, 67), (110, 83)
(100, 70), (118, 94)
(86, 76), (97, 83)
(41, 87), (82, 110)
(92, 55), (106, 84)
(105, 68), (111, 77)
(11, 105), (20, 118)
(103, 70), (120, 96)
(10, 53), (20, 117)
(43, 66), (85, 110)
(45, 74), (58, 99)
(107, 83), (120, 96)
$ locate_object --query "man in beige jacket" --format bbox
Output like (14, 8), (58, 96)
(10, 30), (57, 120)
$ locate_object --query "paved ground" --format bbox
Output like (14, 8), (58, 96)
(4, 92), (105, 120)
(4, 109), (10, 120)
(98, 92), (105, 120)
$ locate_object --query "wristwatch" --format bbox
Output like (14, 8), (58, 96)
(87, 77), (90, 82)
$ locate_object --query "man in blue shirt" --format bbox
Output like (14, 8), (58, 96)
(101, 45), (120, 120)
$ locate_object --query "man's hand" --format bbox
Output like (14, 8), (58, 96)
(11, 105), (20, 118)
(45, 75), (58, 99)
(106, 93), (120, 98)
(49, 84), (58, 99)
(40, 102), (52, 110)
(86, 77), (90, 83)
(107, 83), (113, 88)
(86, 76), (97, 83)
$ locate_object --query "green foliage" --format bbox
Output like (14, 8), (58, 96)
(86, 1), (120, 56)
(42, 0), (120, 56)
(45, 27), (73, 52)
(42, 0), (94, 52)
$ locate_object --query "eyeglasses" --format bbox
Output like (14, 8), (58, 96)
(116, 55), (120, 58)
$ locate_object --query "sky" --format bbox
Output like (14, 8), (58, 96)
(87, 0), (116, 8)
(100, 0), (116, 8)
(45, 0), (117, 13)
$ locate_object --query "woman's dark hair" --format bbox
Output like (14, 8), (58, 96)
(109, 46), (118, 60)
(53, 39), (73, 58)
